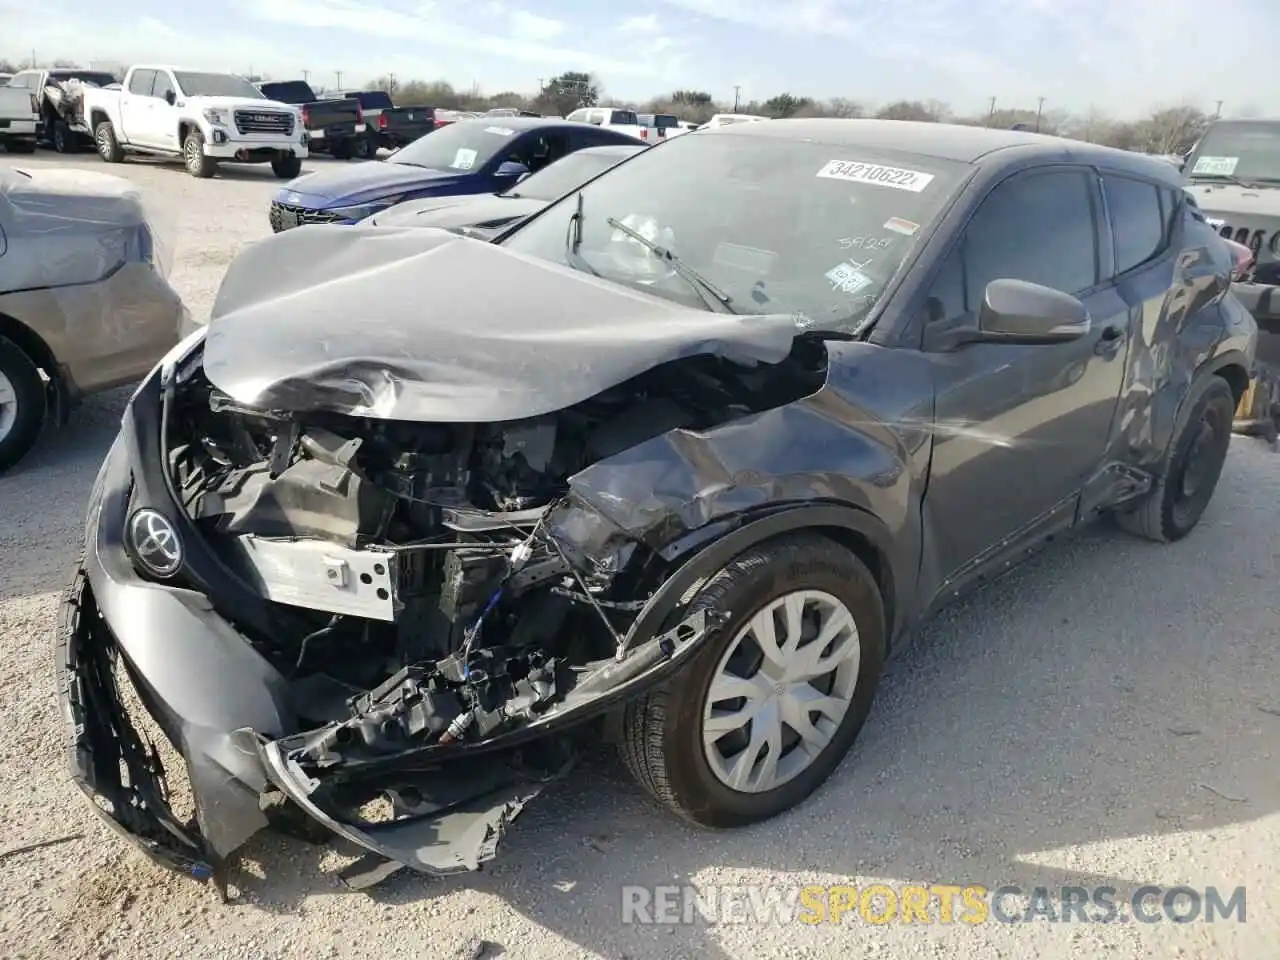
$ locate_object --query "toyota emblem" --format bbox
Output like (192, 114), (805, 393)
(128, 508), (183, 578)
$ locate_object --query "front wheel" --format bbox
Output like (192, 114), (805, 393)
(271, 155), (302, 179)
(95, 121), (124, 162)
(619, 532), (886, 827)
(1116, 373), (1235, 542)
(183, 129), (217, 178)
(0, 336), (49, 474)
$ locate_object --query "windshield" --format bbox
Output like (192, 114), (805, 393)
(389, 120), (519, 171)
(48, 71), (118, 87)
(175, 72), (264, 99)
(1187, 122), (1280, 183)
(507, 149), (639, 201)
(347, 90), (393, 109)
(258, 81), (315, 104)
(500, 132), (967, 329)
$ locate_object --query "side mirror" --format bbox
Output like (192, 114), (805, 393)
(975, 278), (1090, 344)
(164, 89), (176, 106)
(495, 160), (529, 178)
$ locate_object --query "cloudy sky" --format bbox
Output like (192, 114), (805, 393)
(3, 0), (1274, 118)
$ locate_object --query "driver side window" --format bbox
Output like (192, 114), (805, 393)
(926, 168), (1099, 326)
(152, 72), (176, 103)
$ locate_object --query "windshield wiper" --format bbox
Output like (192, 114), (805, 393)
(562, 192), (601, 277)
(1190, 173), (1263, 188)
(604, 216), (735, 314)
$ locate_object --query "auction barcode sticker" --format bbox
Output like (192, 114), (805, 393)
(817, 159), (935, 193)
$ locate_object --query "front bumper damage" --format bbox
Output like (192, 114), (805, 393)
(57, 370), (718, 894)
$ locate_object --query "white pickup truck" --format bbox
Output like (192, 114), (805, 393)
(0, 85), (39, 153)
(80, 65), (308, 178)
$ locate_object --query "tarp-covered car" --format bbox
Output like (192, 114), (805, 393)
(60, 119), (1256, 894)
(0, 166), (184, 471)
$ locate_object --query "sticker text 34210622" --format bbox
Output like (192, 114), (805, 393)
(816, 159), (935, 193)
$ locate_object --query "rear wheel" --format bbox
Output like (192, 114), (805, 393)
(1116, 374), (1235, 542)
(0, 336), (48, 474)
(330, 139), (352, 160)
(183, 129), (217, 178)
(355, 135), (378, 160)
(271, 155), (302, 179)
(619, 532), (886, 826)
(52, 120), (76, 153)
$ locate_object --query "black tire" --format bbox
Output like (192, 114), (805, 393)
(330, 139), (352, 160)
(1116, 374), (1235, 543)
(356, 135), (378, 160)
(270, 155), (303, 179)
(0, 336), (49, 474)
(183, 129), (217, 178)
(618, 532), (886, 827)
(95, 121), (124, 162)
(52, 120), (75, 154)
(5, 139), (36, 154)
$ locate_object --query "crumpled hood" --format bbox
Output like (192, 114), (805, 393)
(369, 195), (543, 231)
(202, 224), (803, 422)
(282, 162), (466, 205)
(1186, 182), (1280, 218)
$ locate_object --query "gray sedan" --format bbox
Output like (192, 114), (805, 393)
(0, 166), (185, 471)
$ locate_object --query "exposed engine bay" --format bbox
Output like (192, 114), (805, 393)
(161, 342), (827, 770)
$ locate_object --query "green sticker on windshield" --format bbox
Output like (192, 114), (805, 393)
(1192, 155), (1238, 176)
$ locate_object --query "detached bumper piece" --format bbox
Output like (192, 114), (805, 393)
(258, 609), (715, 888)
(57, 570), (219, 888)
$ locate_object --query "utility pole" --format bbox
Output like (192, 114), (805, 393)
(733, 85), (741, 111)
(1034, 96), (1045, 132)
(335, 70), (343, 90)
(1214, 100), (1223, 119)
(387, 73), (396, 95)
(301, 69), (309, 83)
(987, 96), (996, 125)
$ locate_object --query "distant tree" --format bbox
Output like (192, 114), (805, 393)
(488, 90), (529, 109)
(762, 92), (812, 118)
(824, 97), (865, 118)
(1135, 105), (1209, 155)
(874, 100), (945, 122)
(535, 71), (599, 116)
(672, 89), (713, 107)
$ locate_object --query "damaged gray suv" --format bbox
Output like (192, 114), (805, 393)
(59, 119), (1257, 894)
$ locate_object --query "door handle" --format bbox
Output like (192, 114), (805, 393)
(1094, 325), (1124, 356)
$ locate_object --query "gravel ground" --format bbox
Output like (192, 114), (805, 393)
(1, 150), (1278, 960)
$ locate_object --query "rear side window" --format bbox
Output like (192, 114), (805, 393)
(965, 168), (1098, 298)
(128, 69), (156, 96)
(1103, 175), (1165, 275)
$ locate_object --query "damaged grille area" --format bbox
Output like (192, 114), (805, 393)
(269, 202), (346, 232)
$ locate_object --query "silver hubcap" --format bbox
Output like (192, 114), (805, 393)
(702, 589), (860, 794)
(97, 130), (110, 156)
(186, 141), (198, 166)
(0, 369), (18, 442)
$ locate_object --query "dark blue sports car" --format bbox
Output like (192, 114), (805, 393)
(268, 117), (643, 231)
